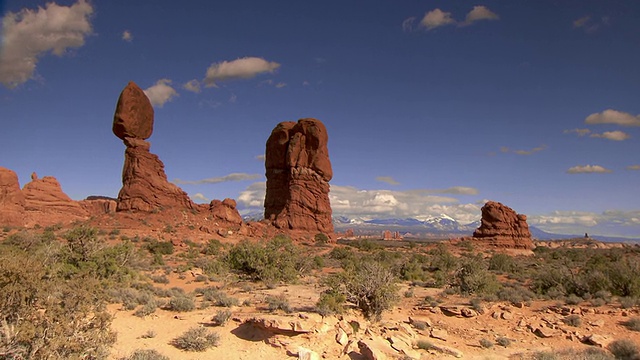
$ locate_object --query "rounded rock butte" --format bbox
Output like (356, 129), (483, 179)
(113, 81), (154, 141)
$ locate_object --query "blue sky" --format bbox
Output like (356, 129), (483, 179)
(1, 0), (639, 237)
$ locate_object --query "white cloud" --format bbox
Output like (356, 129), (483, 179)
(255, 154), (266, 161)
(183, 79), (201, 93)
(564, 128), (591, 136)
(627, 165), (640, 171)
(461, 6), (499, 26)
(585, 109), (640, 127)
(573, 15), (607, 33)
(204, 57), (280, 87)
(191, 193), (209, 203)
(376, 176), (400, 185)
(144, 79), (178, 107)
(229, 93), (237, 103)
(402, 17), (416, 32)
(420, 9), (456, 30)
(566, 165), (612, 174)
(275, 82), (286, 88)
(122, 30), (132, 42)
(238, 182), (266, 208)
(174, 173), (262, 185)
(0, 0), (93, 88)
(590, 130), (630, 141)
(529, 210), (640, 236)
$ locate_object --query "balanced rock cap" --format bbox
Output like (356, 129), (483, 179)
(113, 81), (154, 140)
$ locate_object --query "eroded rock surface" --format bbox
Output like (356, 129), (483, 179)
(473, 201), (533, 249)
(0, 167), (26, 225)
(210, 198), (243, 225)
(113, 81), (194, 212)
(264, 118), (333, 234)
(22, 173), (88, 217)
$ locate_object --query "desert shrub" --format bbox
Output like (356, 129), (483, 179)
(314, 233), (329, 245)
(316, 291), (346, 317)
(194, 258), (227, 276)
(416, 339), (435, 350)
(399, 254), (430, 282)
(326, 261), (399, 320)
(488, 253), (515, 273)
(470, 298), (485, 313)
(497, 285), (535, 304)
(194, 274), (208, 282)
(120, 349), (169, 360)
(348, 239), (382, 252)
(531, 351), (557, 360)
(265, 294), (292, 313)
(479, 338), (494, 349)
(620, 297), (638, 309)
(496, 336), (511, 347)
(608, 339), (640, 360)
(623, 318), (640, 332)
(134, 301), (158, 317)
(145, 239), (174, 255)
(141, 330), (156, 339)
(150, 274), (170, 284)
(563, 314), (582, 327)
(565, 294), (583, 305)
(454, 255), (500, 295)
(404, 288), (414, 298)
(202, 239), (224, 255)
(591, 298), (607, 307)
(411, 320), (428, 330)
(212, 309), (232, 326)
(225, 236), (310, 284)
(329, 246), (355, 260)
(168, 296), (196, 312)
(429, 244), (458, 273)
(199, 287), (239, 307)
(171, 327), (219, 351)
(0, 239), (116, 359)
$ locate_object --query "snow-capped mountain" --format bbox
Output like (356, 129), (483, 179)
(332, 214), (479, 236)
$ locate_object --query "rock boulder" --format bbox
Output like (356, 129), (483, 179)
(0, 167), (26, 225)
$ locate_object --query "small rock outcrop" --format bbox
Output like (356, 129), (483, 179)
(264, 118), (333, 234)
(113, 81), (194, 212)
(209, 198), (242, 225)
(0, 167), (26, 225)
(473, 201), (534, 249)
(22, 173), (88, 217)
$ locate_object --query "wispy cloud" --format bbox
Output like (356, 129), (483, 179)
(460, 5), (499, 26)
(437, 186), (479, 195)
(564, 128), (591, 136)
(411, 6), (499, 31)
(573, 15), (609, 33)
(191, 193), (209, 203)
(275, 82), (286, 88)
(174, 173), (262, 185)
(183, 79), (201, 93)
(500, 145), (547, 155)
(255, 154), (266, 161)
(204, 57), (280, 87)
(0, 0), (94, 88)
(376, 176), (400, 185)
(627, 165), (640, 171)
(566, 165), (612, 174)
(529, 209), (640, 237)
(144, 79), (178, 107)
(590, 130), (630, 141)
(122, 30), (133, 42)
(585, 109), (640, 127)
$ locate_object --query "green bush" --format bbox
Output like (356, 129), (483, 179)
(145, 239), (174, 255)
(488, 253), (515, 273)
(171, 327), (219, 351)
(314, 233), (329, 245)
(454, 255), (500, 295)
(623, 318), (640, 332)
(198, 287), (239, 307)
(316, 291), (346, 317)
(496, 336), (511, 347)
(225, 236), (310, 284)
(479, 338), (494, 349)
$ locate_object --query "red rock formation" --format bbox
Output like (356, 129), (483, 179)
(264, 118), (333, 234)
(113, 81), (194, 212)
(79, 198), (117, 215)
(0, 167), (25, 225)
(472, 201), (533, 249)
(209, 198), (242, 225)
(382, 230), (392, 240)
(22, 173), (88, 217)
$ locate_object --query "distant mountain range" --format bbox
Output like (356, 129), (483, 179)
(332, 214), (638, 242)
(241, 210), (637, 242)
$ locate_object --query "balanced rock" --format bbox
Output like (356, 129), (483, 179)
(264, 118), (333, 234)
(0, 167), (26, 225)
(113, 82), (194, 212)
(473, 201), (533, 249)
(113, 81), (154, 140)
(22, 173), (88, 217)
(209, 198), (242, 225)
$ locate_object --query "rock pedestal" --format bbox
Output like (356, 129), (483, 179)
(113, 81), (194, 212)
(0, 167), (26, 225)
(264, 118), (333, 234)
